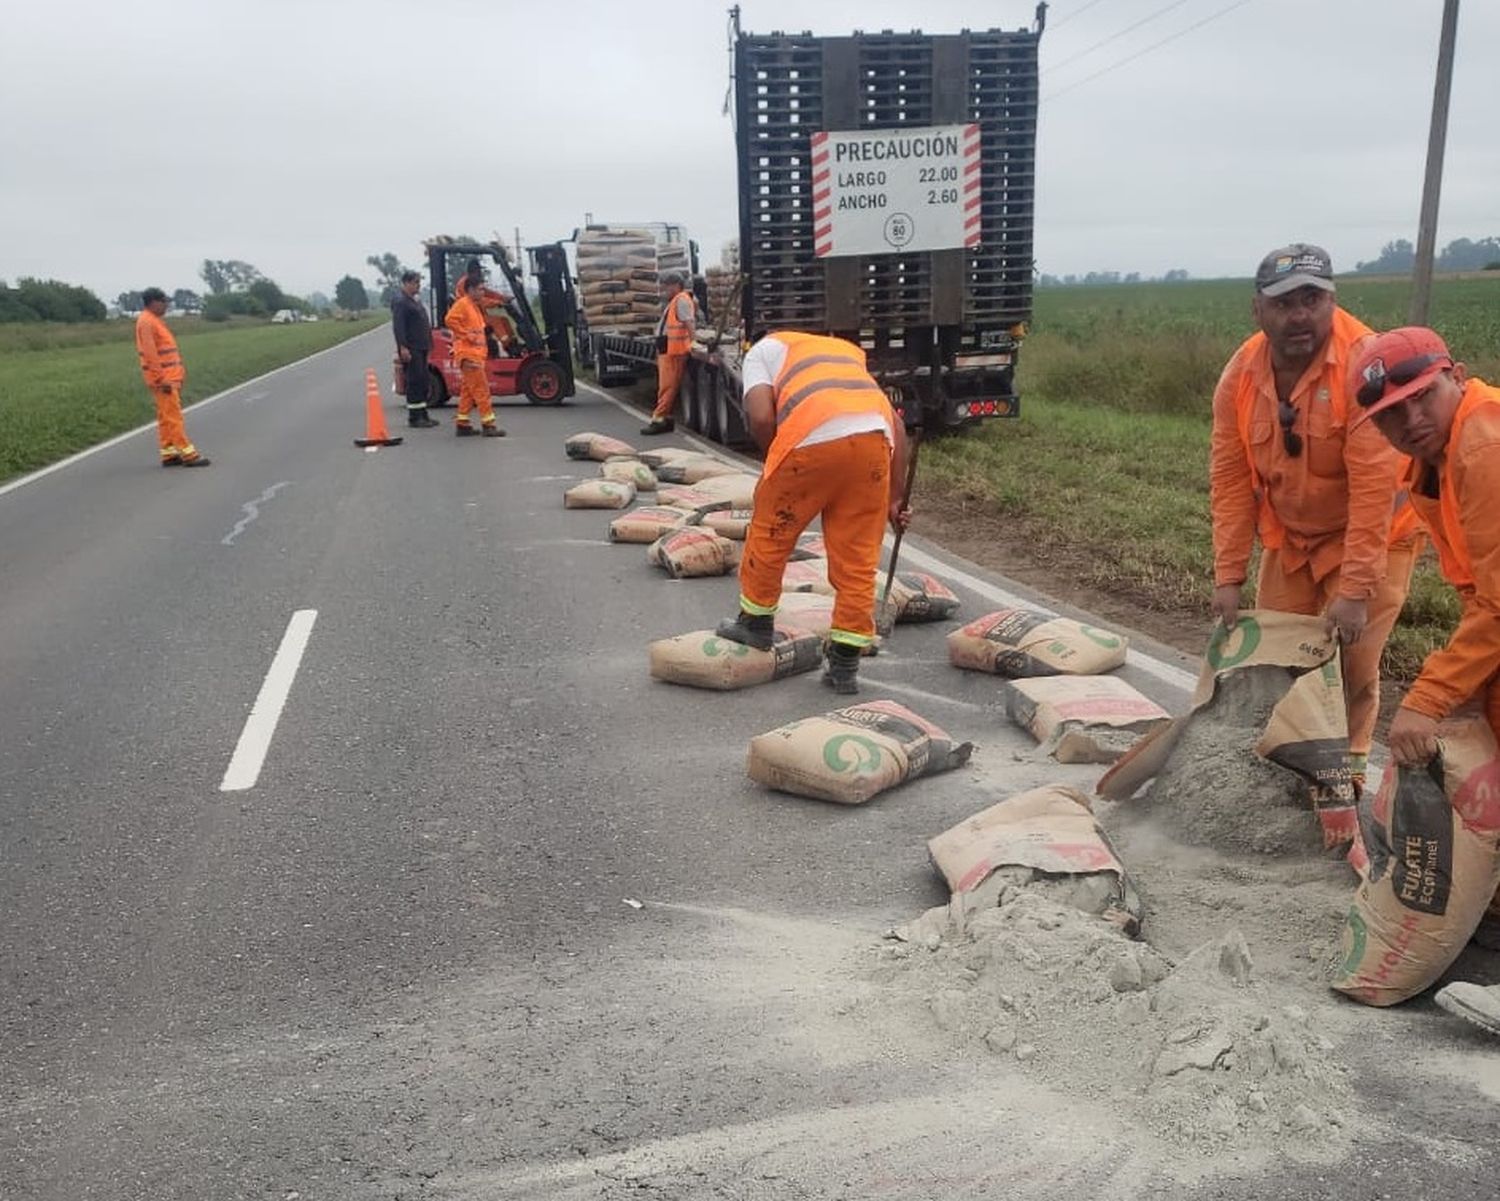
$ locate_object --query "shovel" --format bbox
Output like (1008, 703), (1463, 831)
(876, 429), (923, 636)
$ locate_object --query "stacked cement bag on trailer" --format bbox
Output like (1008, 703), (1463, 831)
(704, 266), (742, 339)
(576, 226), (689, 335)
(1332, 715), (1500, 1007)
(748, 699), (974, 805)
(649, 627), (824, 691)
(948, 608), (1128, 677)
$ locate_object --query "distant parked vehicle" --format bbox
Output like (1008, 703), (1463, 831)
(271, 309), (298, 324)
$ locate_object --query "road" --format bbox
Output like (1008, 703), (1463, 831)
(1, 330), (1495, 1199)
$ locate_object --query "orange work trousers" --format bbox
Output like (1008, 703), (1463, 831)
(1255, 539), (1420, 758)
(653, 353), (687, 419)
(152, 386), (199, 461)
(739, 432), (890, 646)
(455, 361), (495, 426)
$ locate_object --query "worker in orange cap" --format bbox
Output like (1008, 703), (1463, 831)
(1209, 244), (1416, 794)
(714, 331), (910, 694)
(1349, 326), (1500, 1036)
(444, 261), (504, 438)
(135, 287), (210, 466)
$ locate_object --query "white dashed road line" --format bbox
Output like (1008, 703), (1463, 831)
(220, 609), (318, 792)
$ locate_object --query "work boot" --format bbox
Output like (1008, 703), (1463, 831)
(715, 611), (774, 651)
(481, 423), (507, 438)
(455, 423), (479, 437)
(640, 418), (675, 436)
(180, 456), (211, 467)
(409, 414), (439, 428)
(161, 456), (183, 467)
(823, 641), (861, 695)
(1435, 982), (1500, 1036)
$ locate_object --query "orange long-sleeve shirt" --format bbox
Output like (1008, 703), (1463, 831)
(1209, 306), (1403, 599)
(135, 309), (185, 389)
(444, 293), (488, 365)
(1401, 378), (1500, 721)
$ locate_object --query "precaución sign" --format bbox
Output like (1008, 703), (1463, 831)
(812, 123), (981, 258)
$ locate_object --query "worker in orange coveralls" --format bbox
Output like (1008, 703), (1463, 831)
(639, 272), (696, 436)
(1349, 326), (1500, 1036)
(135, 287), (210, 466)
(444, 261), (504, 438)
(1208, 244), (1416, 793)
(713, 331), (910, 695)
(455, 273), (523, 357)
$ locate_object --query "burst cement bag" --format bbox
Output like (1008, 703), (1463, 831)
(648, 527), (742, 578)
(1332, 715), (1500, 1007)
(608, 506), (690, 544)
(1005, 675), (1172, 764)
(565, 431), (637, 462)
(748, 699), (975, 805)
(947, 609), (1128, 677)
(564, 479), (637, 510)
(649, 627), (824, 690)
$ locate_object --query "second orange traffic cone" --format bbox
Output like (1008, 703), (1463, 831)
(354, 368), (403, 448)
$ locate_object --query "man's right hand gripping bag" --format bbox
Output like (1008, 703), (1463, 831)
(1332, 715), (1500, 1007)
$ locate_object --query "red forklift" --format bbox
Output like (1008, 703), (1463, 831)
(406, 239), (577, 406)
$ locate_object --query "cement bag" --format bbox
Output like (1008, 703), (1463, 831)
(683, 472), (759, 509)
(565, 431), (636, 462)
(947, 609), (1127, 677)
(1332, 716), (1500, 1006)
(638, 447), (700, 469)
(779, 558), (835, 595)
(747, 700), (975, 805)
(655, 456), (741, 484)
(888, 572), (962, 623)
(1097, 611), (1356, 850)
(774, 591), (835, 636)
(928, 785), (1142, 933)
(648, 527), (742, 578)
(657, 484), (734, 514)
(703, 509), (753, 540)
(649, 627), (824, 690)
(1005, 675), (1172, 764)
(608, 505), (689, 544)
(564, 479), (636, 510)
(600, 458), (658, 491)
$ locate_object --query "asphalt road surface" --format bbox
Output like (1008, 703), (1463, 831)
(1, 331), (1495, 1199)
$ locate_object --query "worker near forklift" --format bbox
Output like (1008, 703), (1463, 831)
(135, 287), (209, 467)
(1208, 244), (1416, 794)
(444, 261), (505, 438)
(391, 270), (438, 429)
(714, 331), (911, 694)
(640, 272), (695, 436)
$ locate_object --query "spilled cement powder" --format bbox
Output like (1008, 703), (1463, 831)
(1133, 666), (1326, 858)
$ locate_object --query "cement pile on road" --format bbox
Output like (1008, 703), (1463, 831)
(881, 890), (1350, 1149)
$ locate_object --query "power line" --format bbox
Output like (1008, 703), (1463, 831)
(1044, 0), (1257, 101)
(1048, 0), (1112, 31)
(1046, 0), (1194, 75)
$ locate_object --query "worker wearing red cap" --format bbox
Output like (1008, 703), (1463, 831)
(1350, 326), (1500, 1037)
(1209, 244), (1417, 791)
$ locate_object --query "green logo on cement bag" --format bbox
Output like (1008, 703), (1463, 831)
(1206, 615), (1262, 670)
(1078, 625), (1121, 649)
(1339, 907), (1368, 975)
(823, 734), (884, 775)
(702, 637), (750, 658)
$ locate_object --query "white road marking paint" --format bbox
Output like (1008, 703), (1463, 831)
(241, 390), (269, 405)
(220, 609), (317, 792)
(221, 481), (291, 546)
(526, 474), (585, 482)
(862, 676), (990, 711)
(0, 328), (383, 499)
(578, 380), (1198, 695)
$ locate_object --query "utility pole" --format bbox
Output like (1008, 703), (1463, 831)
(1409, 0), (1460, 326)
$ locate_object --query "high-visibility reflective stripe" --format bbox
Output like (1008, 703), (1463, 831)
(776, 376), (883, 426)
(406, 401), (427, 410)
(160, 446), (180, 457)
(738, 594), (778, 617)
(828, 628), (874, 648)
(776, 353), (864, 392)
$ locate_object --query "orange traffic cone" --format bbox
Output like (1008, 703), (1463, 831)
(354, 368), (403, 447)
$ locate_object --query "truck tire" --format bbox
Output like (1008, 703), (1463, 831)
(520, 359), (566, 405)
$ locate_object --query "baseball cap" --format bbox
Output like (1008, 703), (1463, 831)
(1349, 326), (1453, 422)
(1254, 244), (1335, 297)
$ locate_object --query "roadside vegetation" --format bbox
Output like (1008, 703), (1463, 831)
(919, 274), (1500, 680)
(0, 314), (385, 482)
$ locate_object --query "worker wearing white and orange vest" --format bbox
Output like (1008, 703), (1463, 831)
(639, 272), (696, 436)
(135, 287), (210, 467)
(1348, 326), (1500, 1035)
(714, 331), (910, 694)
(1209, 244), (1416, 792)
(444, 262), (504, 438)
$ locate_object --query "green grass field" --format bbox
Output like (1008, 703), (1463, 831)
(921, 273), (1500, 679)
(0, 315), (386, 481)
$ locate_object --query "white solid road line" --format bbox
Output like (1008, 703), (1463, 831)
(220, 609), (318, 792)
(0, 327), (383, 501)
(578, 379), (1198, 695)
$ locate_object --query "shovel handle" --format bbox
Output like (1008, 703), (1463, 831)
(880, 429), (923, 608)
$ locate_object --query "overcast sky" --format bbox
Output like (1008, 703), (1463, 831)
(1, 0), (1495, 302)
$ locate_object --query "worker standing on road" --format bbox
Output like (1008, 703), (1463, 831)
(1349, 326), (1500, 1035)
(639, 272), (696, 436)
(444, 261), (504, 438)
(714, 331), (910, 694)
(1208, 244), (1415, 793)
(134, 288), (209, 467)
(392, 270), (438, 429)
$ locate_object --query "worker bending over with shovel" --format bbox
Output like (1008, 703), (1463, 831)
(1351, 326), (1500, 1036)
(714, 331), (910, 694)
